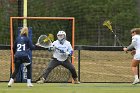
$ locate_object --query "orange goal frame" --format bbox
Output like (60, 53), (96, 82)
(10, 17), (75, 73)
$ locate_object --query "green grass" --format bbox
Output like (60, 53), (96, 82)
(0, 83), (140, 93)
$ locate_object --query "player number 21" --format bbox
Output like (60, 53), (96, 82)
(17, 44), (26, 51)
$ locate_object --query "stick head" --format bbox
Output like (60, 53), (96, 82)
(103, 20), (113, 31)
(48, 34), (54, 42)
(43, 34), (54, 42)
(36, 34), (54, 48)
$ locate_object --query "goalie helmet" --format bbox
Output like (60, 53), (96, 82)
(57, 31), (66, 44)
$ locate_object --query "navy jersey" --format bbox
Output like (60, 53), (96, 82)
(13, 35), (35, 57)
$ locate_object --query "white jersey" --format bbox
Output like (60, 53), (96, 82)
(51, 40), (73, 61)
(132, 35), (140, 60)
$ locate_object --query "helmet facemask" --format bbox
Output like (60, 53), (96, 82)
(57, 31), (66, 44)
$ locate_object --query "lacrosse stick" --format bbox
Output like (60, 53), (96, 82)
(103, 20), (126, 47)
(103, 20), (128, 53)
(36, 34), (62, 51)
(36, 34), (54, 48)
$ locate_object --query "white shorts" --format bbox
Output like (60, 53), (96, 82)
(134, 52), (140, 60)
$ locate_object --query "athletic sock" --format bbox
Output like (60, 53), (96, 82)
(134, 75), (139, 80)
(27, 79), (31, 84)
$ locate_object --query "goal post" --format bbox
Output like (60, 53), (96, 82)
(10, 17), (75, 82)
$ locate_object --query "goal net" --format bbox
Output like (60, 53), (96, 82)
(10, 17), (75, 82)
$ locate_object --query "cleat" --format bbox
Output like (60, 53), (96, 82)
(74, 80), (80, 84)
(36, 77), (45, 84)
(73, 78), (80, 84)
(8, 78), (14, 87)
(132, 79), (139, 85)
(8, 85), (11, 87)
(27, 83), (34, 87)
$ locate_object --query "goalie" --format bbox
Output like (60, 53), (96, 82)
(37, 31), (80, 84)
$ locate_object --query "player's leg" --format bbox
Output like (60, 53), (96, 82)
(26, 64), (34, 87)
(23, 56), (33, 87)
(131, 59), (140, 85)
(37, 58), (60, 84)
(8, 58), (21, 87)
(62, 59), (80, 84)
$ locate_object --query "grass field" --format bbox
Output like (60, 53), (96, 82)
(0, 50), (140, 93)
(0, 50), (135, 82)
(0, 83), (140, 93)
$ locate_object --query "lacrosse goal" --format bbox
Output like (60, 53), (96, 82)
(10, 17), (75, 82)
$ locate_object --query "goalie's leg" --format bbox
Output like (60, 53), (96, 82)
(62, 59), (80, 84)
(37, 58), (60, 84)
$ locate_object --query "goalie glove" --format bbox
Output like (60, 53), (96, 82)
(48, 46), (55, 51)
(65, 51), (73, 56)
(65, 51), (70, 56)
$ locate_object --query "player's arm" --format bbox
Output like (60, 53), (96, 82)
(28, 39), (35, 50)
(65, 42), (73, 56)
(123, 37), (136, 52)
(123, 42), (135, 52)
(127, 42), (135, 50)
